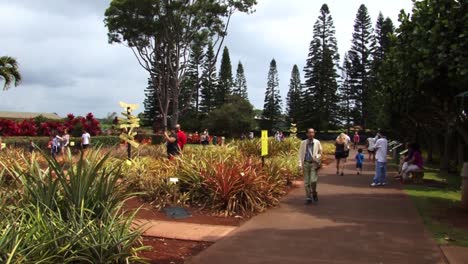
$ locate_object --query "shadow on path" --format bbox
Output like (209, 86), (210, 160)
(188, 150), (446, 264)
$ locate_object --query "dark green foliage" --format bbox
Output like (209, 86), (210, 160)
(203, 95), (255, 136)
(301, 4), (340, 131)
(347, 4), (374, 129)
(375, 0), (467, 170)
(200, 42), (218, 114)
(262, 59), (283, 130)
(368, 13), (395, 129)
(143, 77), (162, 128)
(233, 61), (248, 100)
(216, 46), (234, 107)
(286, 65), (302, 123)
(180, 38), (205, 113)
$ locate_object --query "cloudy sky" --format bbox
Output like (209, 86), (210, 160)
(0, 0), (413, 118)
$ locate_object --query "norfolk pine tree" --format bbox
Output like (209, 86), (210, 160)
(347, 4), (374, 129)
(263, 59), (282, 130)
(234, 61), (248, 100)
(286, 64), (302, 123)
(368, 13), (395, 129)
(216, 46), (234, 107)
(200, 42), (218, 114)
(302, 4), (340, 131)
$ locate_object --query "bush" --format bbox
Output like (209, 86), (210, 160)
(0, 149), (147, 263)
(0, 112), (102, 137)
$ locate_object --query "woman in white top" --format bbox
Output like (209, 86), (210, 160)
(61, 129), (70, 157)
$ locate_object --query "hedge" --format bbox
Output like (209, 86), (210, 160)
(1, 135), (165, 150)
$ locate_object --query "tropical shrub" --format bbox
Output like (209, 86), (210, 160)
(0, 112), (102, 137)
(0, 149), (147, 263)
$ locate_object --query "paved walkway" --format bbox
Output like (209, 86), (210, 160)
(188, 150), (447, 264)
(135, 219), (236, 242)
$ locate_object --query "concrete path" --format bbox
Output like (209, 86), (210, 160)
(188, 150), (447, 264)
(135, 219), (236, 242)
(440, 246), (468, 264)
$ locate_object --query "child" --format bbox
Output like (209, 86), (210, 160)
(356, 148), (365, 175)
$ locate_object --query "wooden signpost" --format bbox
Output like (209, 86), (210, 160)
(118, 101), (140, 160)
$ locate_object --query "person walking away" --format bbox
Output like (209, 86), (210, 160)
(353, 131), (360, 150)
(51, 133), (62, 159)
(81, 129), (91, 153)
(334, 133), (348, 176)
(356, 148), (365, 175)
(371, 131), (388, 187)
(61, 129), (70, 157)
(164, 128), (180, 159)
(298, 128), (323, 204)
(367, 136), (376, 162)
(175, 124), (187, 151)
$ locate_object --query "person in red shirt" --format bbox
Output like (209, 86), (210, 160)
(175, 124), (187, 151)
(353, 131), (360, 150)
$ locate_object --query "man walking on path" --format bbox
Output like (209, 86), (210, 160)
(371, 131), (388, 187)
(298, 128), (323, 204)
(175, 124), (187, 151)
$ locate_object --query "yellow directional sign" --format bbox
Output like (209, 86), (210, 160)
(119, 101), (140, 148)
(261, 130), (268, 156)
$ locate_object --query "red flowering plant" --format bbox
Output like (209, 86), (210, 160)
(0, 119), (20, 136)
(18, 119), (37, 136)
(83, 113), (101, 136)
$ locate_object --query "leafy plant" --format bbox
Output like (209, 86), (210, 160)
(0, 148), (147, 263)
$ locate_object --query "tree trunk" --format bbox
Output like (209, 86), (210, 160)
(458, 136), (465, 167)
(440, 127), (452, 172)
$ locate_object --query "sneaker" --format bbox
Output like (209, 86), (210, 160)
(305, 198), (312, 204)
(312, 193), (318, 202)
(381, 182), (386, 186)
(370, 182), (378, 187)
(340, 172), (344, 176)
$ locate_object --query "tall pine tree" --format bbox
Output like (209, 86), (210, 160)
(263, 59), (282, 129)
(368, 13), (395, 128)
(338, 52), (357, 131)
(180, 41), (204, 113)
(143, 77), (159, 127)
(233, 61), (248, 100)
(216, 46), (233, 107)
(200, 42), (218, 114)
(348, 4), (374, 129)
(302, 3), (340, 131)
(286, 64), (302, 123)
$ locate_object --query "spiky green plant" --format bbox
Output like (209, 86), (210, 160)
(0, 148), (148, 263)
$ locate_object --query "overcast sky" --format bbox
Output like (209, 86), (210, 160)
(0, 0), (413, 118)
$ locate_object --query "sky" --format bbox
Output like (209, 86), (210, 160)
(0, 0), (414, 118)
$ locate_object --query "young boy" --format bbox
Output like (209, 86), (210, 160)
(356, 148), (365, 175)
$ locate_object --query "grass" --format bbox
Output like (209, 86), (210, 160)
(403, 164), (468, 247)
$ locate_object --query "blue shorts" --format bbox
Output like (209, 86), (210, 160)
(356, 163), (363, 169)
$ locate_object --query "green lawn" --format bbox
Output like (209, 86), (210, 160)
(403, 165), (468, 246)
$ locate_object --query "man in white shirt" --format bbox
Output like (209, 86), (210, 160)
(371, 131), (388, 187)
(298, 128), (323, 204)
(81, 129), (91, 150)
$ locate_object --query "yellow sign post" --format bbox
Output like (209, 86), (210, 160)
(118, 101), (140, 160)
(261, 130), (268, 156)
